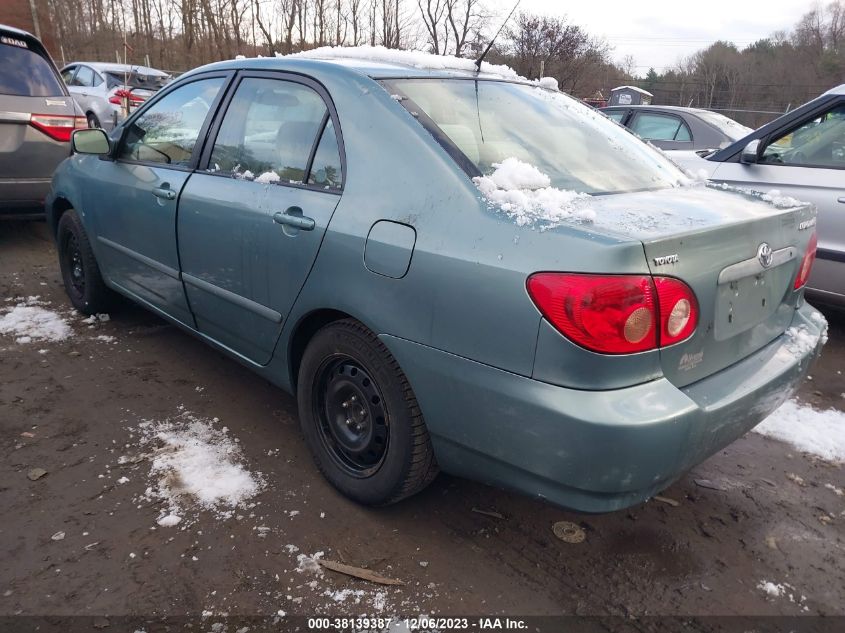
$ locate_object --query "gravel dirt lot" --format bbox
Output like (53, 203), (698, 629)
(1, 220), (843, 625)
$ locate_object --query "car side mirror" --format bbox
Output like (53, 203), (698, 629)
(71, 128), (110, 155)
(740, 139), (760, 164)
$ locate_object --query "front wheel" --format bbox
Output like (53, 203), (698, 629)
(297, 319), (438, 505)
(57, 209), (113, 314)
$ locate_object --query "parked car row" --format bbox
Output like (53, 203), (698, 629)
(1, 24), (170, 217)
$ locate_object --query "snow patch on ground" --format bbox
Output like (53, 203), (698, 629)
(754, 399), (845, 463)
(286, 45), (521, 79)
(0, 297), (72, 343)
(132, 411), (264, 523)
(473, 157), (593, 228)
(296, 552), (324, 575)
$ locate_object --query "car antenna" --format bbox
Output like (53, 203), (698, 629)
(475, 0), (521, 73)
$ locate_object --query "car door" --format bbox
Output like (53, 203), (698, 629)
(177, 72), (344, 364)
(629, 110), (693, 150)
(710, 101), (845, 302)
(67, 64), (96, 114)
(88, 73), (229, 325)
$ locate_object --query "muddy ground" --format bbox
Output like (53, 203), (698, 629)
(1, 220), (843, 626)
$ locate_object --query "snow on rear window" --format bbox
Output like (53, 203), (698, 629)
(473, 157), (593, 228)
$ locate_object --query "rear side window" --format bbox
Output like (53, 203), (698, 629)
(209, 77), (331, 186)
(631, 112), (691, 142)
(308, 120), (342, 189)
(604, 110), (626, 123)
(72, 65), (94, 87)
(0, 38), (65, 97)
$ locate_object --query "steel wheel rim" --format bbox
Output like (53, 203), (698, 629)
(63, 233), (85, 296)
(313, 355), (389, 477)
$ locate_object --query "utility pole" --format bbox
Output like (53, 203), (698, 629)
(27, 0), (41, 39)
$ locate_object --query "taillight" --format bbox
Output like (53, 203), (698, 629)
(29, 114), (87, 142)
(653, 277), (698, 346)
(109, 89), (145, 105)
(526, 273), (699, 354)
(794, 232), (817, 289)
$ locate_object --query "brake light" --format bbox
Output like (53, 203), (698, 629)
(653, 277), (699, 346)
(526, 273), (699, 354)
(793, 231), (817, 289)
(29, 114), (87, 142)
(108, 89), (145, 105)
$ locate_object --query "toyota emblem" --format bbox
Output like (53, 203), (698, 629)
(757, 242), (773, 268)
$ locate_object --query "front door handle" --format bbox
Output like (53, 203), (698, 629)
(838, 197), (845, 204)
(152, 186), (176, 201)
(273, 207), (315, 231)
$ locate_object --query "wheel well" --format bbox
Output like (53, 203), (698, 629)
(288, 309), (354, 390)
(50, 197), (74, 237)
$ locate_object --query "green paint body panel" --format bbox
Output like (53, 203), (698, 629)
(46, 56), (825, 512)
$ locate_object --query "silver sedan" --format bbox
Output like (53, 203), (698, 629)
(60, 62), (170, 130)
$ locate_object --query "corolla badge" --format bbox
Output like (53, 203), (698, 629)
(757, 242), (773, 268)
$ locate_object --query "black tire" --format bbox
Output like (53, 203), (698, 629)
(86, 112), (100, 129)
(297, 319), (438, 505)
(57, 209), (112, 315)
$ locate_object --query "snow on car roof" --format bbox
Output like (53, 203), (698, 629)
(75, 62), (170, 77)
(823, 83), (845, 96)
(284, 45), (523, 80)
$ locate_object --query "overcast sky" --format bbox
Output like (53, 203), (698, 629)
(497, 0), (810, 74)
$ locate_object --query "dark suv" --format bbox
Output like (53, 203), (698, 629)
(1, 24), (85, 217)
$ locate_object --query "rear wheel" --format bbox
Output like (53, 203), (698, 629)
(86, 112), (100, 129)
(57, 209), (112, 314)
(297, 319), (438, 505)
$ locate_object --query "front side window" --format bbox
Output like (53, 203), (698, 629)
(117, 77), (224, 166)
(209, 77), (330, 185)
(384, 79), (684, 195)
(61, 67), (76, 84)
(760, 104), (845, 168)
(631, 112), (691, 142)
(0, 40), (65, 97)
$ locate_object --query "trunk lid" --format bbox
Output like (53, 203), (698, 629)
(584, 185), (815, 387)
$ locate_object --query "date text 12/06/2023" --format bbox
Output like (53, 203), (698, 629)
(307, 617), (529, 630)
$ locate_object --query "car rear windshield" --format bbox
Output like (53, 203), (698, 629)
(105, 71), (169, 91)
(695, 110), (753, 141)
(0, 38), (65, 97)
(383, 78), (686, 195)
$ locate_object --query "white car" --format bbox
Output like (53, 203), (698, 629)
(671, 85), (845, 307)
(60, 62), (170, 130)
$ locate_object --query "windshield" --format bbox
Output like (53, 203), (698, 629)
(383, 79), (686, 195)
(105, 71), (169, 91)
(0, 39), (65, 97)
(695, 110), (753, 141)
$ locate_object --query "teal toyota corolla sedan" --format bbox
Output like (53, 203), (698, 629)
(46, 49), (827, 512)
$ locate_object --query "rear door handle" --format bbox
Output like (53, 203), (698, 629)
(838, 197), (845, 203)
(152, 186), (176, 201)
(273, 207), (315, 231)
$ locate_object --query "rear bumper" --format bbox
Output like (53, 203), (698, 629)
(382, 302), (825, 513)
(0, 178), (50, 216)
